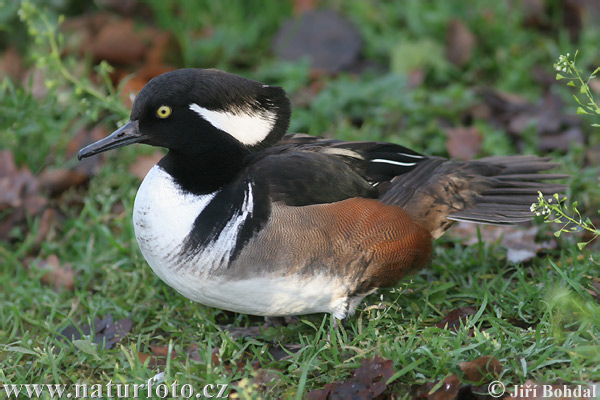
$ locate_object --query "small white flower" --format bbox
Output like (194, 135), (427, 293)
(562, 67), (567, 72)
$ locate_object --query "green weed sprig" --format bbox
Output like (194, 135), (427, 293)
(18, 2), (129, 120)
(531, 192), (599, 250)
(531, 53), (600, 250)
(554, 52), (600, 123)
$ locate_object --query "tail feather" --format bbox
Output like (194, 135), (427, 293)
(379, 156), (566, 238)
(483, 185), (565, 195)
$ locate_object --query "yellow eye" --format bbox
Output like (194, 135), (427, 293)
(156, 105), (172, 119)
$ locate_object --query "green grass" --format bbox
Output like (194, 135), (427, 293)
(1, 0), (600, 398)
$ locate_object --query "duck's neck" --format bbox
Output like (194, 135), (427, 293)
(158, 145), (250, 195)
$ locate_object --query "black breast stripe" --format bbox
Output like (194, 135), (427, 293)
(181, 179), (271, 263)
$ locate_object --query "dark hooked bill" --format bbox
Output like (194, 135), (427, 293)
(78, 120), (146, 160)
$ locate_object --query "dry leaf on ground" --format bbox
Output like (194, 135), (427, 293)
(60, 314), (132, 350)
(445, 126), (482, 160)
(38, 169), (89, 197)
(435, 306), (477, 332)
(446, 19), (476, 67)
(0, 150), (47, 240)
(414, 374), (461, 400)
(273, 10), (362, 73)
(0, 46), (25, 81)
(92, 19), (148, 65)
(306, 357), (394, 400)
(129, 151), (165, 180)
(38, 254), (74, 290)
(448, 222), (556, 263)
(459, 356), (502, 382)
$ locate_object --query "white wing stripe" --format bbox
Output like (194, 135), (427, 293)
(370, 158), (417, 167)
(397, 152), (424, 159)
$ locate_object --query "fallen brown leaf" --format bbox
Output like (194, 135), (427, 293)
(587, 277), (600, 305)
(60, 13), (111, 57)
(0, 151), (48, 241)
(67, 125), (108, 159)
(478, 88), (535, 138)
(60, 314), (132, 350)
(459, 356), (502, 383)
(211, 347), (221, 366)
(537, 93), (564, 134)
(92, 19), (148, 65)
(129, 151), (164, 180)
(273, 10), (362, 73)
(113, 63), (174, 107)
(96, 0), (152, 17)
(21, 67), (48, 99)
(117, 64), (175, 106)
(306, 356), (394, 399)
(588, 79), (600, 96)
(563, 0), (583, 41)
(446, 19), (476, 67)
(522, 0), (548, 28)
(38, 169), (89, 197)
(538, 128), (585, 152)
(186, 343), (203, 362)
(408, 68), (426, 88)
(137, 352), (155, 366)
(0, 46), (24, 81)
(448, 222), (556, 263)
(0, 150), (46, 213)
(67, 125), (108, 177)
(445, 126), (482, 160)
(137, 345), (178, 367)
(252, 369), (280, 390)
(435, 306), (477, 332)
(139, 343), (207, 366)
(149, 345), (171, 357)
(142, 29), (176, 66)
(33, 208), (58, 248)
(137, 351), (169, 367)
(119, 75), (147, 106)
(268, 343), (302, 362)
(39, 254), (74, 290)
(293, 0), (318, 15)
(585, 144), (600, 168)
(414, 374), (461, 400)
(478, 88), (583, 154)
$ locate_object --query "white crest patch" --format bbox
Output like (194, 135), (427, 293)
(189, 103), (276, 146)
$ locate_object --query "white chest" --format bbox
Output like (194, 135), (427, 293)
(133, 166), (217, 280)
(132, 165), (352, 317)
(132, 165), (260, 304)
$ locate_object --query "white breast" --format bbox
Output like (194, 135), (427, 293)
(132, 165), (355, 317)
(133, 166), (216, 281)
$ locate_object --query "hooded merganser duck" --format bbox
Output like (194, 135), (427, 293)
(79, 69), (565, 319)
